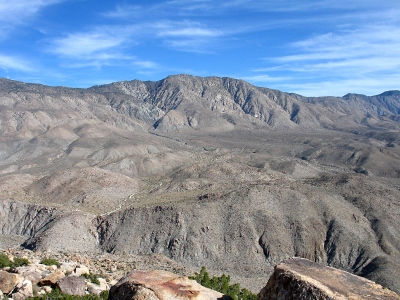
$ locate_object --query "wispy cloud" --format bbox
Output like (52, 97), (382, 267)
(50, 31), (128, 58)
(243, 74), (291, 83)
(48, 26), (160, 72)
(250, 25), (400, 96)
(156, 25), (221, 38)
(280, 74), (400, 97)
(0, 0), (63, 38)
(103, 5), (142, 19)
(153, 21), (223, 52)
(0, 54), (33, 72)
(291, 26), (399, 73)
(0, 0), (62, 21)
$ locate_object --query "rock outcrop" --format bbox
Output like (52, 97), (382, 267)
(0, 252), (110, 299)
(57, 276), (87, 296)
(0, 270), (22, 294)
(258, 257), (400, 300)
(108, 270), (230, 300)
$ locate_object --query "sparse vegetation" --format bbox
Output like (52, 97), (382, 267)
(40, 257), (59, 266)
(0, 253), (12, 268)
(190, 266), (257, 300)
(0, 253), (29, 268)
(81, 272), (101, 285)
(13, 256), (30, 267)
(27, 288), (109, 300)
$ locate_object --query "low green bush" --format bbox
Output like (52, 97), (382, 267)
(0, 253), (29, 268)
(81, 272), (101, 285)
(13, 257), (30, 267)
(40, 258), (59, 266)
(0, 253), (12, 268)
(190, 266), (257, 300)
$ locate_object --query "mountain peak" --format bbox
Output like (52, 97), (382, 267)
(378, 90), (400, 97)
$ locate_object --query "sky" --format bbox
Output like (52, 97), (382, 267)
(0, 0), (399, 96)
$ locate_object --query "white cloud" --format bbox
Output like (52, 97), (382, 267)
(0, 54), (33, 72)
(133, 60), (159, 69)
(0, 0), (61, 21)
(253, 25), (400, 96)
(281, 25), (400, 73)
(103, 5), (142, 18)
(0, 0), (63, 38)
(51, 32), (127, 58)
(152, 21), (223, 52)
(48, 27), (160, 71)
(157, 27), (221, 38)
(281, 75), (400, 97)
(243, 74), (291, 83)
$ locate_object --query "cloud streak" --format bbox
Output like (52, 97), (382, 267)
(1, 0), (399, 92)
(51, 31), (127, 58)
(0, 54), (33, 72)
(48, 26), (160, 72)
(249, 24), (400, 96)
(0, 0), (63, 39)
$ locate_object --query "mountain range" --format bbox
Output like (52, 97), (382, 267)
(1, 74), (400, 293)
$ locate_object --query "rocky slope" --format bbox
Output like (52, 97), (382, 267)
(0, 75), (400, 294)
(2, 251), (398, 299)
(0, 249), (193, 299)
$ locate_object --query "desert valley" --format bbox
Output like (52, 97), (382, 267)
(1, 74), (400, 297)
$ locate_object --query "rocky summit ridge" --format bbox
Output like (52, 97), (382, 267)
(1, 251), (398, 299)
(0, 75), (400, 294)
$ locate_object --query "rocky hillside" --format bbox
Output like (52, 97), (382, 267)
(1, 251), (398, 299)
(0, 75), (400, 294)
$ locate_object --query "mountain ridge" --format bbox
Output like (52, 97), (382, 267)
(1, 74), (400, 294)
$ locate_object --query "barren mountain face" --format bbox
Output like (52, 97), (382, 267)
(1, 75), (400, 293)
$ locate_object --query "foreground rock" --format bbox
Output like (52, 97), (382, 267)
(259, 257), (400, 300)
(57, 276), (86, 296)
(0, 251), (110, 299)
(0, 270), (22, 294)
(108, 270), (230, 300)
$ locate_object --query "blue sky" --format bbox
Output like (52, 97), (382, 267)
(0, 0), (399, 96)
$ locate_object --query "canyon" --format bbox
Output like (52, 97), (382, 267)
(0, 75), (400, 294)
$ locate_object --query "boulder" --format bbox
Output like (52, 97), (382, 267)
(108, 270), (230, 300)
(46, 265), (58, 272)
(15, 267), (42, 285)
(97, 277), (109, 290)
(39, 269), (65, 286)
(0, 270), (22, 294)
(73, 265), (89, 276)
(59, 262), (76, 274)
(258, 257), (400, 300)
(87, 282), (104, 295)
(23, 270), (42, 285)
(12, 279), (33, 300)
(14, 267), (31, 275)
(87, 278), (109, 295)
(57, 276), (86, 296)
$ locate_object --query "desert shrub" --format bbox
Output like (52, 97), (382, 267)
(0, 253), (29, 268)
(13, 257), (30, 267)
(0, 253), (12, 268)
(81, 272), (101, 285)
(190, 266), (257, 300)
(40, 257), (59, 266)
(99, 290), (109, 300)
